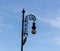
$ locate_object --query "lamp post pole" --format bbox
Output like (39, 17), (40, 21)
(21, 9), (36, 51)
(21, 9), (25, 51)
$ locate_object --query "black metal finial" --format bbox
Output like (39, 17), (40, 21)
(22, 9), (25, 13)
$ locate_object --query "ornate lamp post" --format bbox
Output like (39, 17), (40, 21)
(21, 9), (36, 51)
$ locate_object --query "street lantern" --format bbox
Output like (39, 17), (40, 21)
(21, 9), (36, 51)
(32, 22), (36, 34)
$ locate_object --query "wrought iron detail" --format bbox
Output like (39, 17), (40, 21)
(22, 14), (36, 46)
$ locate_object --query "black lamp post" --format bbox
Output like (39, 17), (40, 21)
(21, 9), (36, 51)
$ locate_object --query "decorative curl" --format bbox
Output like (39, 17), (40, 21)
(23, 14), (36, 45)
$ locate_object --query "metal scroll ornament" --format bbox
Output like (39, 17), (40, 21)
(22, 14), (36, 45)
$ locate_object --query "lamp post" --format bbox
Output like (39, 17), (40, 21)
(21, 9), (36, 51)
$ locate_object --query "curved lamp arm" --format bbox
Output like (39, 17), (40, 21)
(22, 14), (36, 45)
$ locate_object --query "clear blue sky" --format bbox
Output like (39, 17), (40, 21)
(0, 0), (60, 51)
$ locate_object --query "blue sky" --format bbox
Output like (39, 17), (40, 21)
(0, 0), (60, 51)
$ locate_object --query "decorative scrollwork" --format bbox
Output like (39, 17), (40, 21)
(23, 14), (36, 46)
(25, 14), (36, 21)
